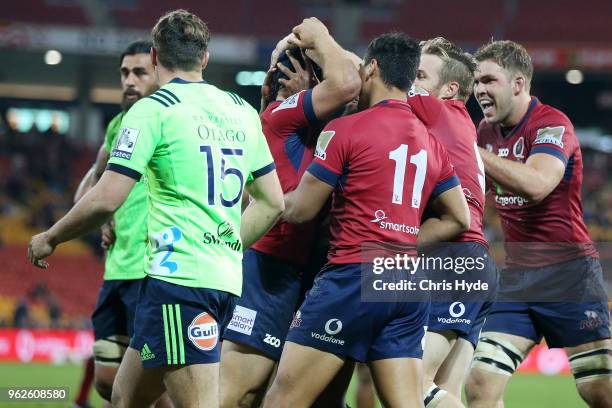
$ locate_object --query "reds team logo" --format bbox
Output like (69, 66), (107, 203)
(188, 312), (219, 351)
(513, 137), (525, 159)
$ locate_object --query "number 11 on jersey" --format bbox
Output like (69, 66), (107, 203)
(389, 144), (428, 208)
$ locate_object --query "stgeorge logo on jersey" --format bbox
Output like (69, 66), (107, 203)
(314, 131), (335, 160)
(534, 126), (565, 148)
(111, 127), (140, 160)
(272, 92), (301, 113)
(188, 312), (219, 351)
(513, 137), (525, 159)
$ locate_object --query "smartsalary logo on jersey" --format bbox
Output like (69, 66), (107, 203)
(371, 210), (420, 235)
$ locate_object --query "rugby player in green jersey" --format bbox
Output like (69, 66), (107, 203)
(29, 9), (284, 407)
(73, 40), (158, 405)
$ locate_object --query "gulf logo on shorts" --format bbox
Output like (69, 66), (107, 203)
(188, 312), (219, 351)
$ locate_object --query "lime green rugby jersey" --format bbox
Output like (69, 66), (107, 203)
(102, 111), (147, 280)
(107, 79), (275, 295)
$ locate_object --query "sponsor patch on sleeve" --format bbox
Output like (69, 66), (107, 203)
(533, 126), (565, 148)
(408, 84), (429, 97)
(111, 127), (140, 160)
(314, 130), (336, 160)
(271, 92), (301, 113)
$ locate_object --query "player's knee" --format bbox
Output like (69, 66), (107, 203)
(577, 380), (612, 408)
(470, 333), (525, 378)
(464, 369), (486, 402)
(571, 347), (612, 407)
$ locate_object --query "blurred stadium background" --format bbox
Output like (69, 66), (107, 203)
(0, 1), (611, 407)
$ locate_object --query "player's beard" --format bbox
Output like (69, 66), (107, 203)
(121, 90), (142, 111)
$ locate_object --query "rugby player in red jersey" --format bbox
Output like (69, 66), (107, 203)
(405, 37), (497, 408)
(262, 32), (471, 408)
(219, 18), (361, 408)
(466, 40), (612, 408)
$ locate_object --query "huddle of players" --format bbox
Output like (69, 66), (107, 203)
(27, 8), (612, 408)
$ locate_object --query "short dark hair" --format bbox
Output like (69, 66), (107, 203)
(364, 32), (420, 91)
(119, 40), (152, 66)
(474, 40), (533, 90)
(152, 9), (210, 72)
(420, 37), (476, 102)
(270, 47), (307, 100)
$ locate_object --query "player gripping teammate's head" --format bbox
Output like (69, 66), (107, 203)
(119, 40), (157, 111)
(269, 47), (320, 101)
(151, 9), (210, 74)
(358, 32), (420, 111)
(473, 40), (534, 125)
(417, 37), (476, 103)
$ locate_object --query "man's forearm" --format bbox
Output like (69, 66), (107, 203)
(240, 200), (282, 249)
(480, 148), (543, 200)
(417, 215), (465, 248)
(48, 189), (115, 246)
(304, 35), (354, 81)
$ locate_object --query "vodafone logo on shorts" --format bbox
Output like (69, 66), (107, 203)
(449, 302), (466, 318)
(325, 319), (343, 335)
(188, 312), (219, 351)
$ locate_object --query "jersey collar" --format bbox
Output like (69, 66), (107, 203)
(373, 99), (411, 110)
(169, 77), (207, 84)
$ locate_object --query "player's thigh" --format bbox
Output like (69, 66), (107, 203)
(163, 362), (220, 407)
(369, 357), (424, 408)
(566, 338), (612, 402)
(264, 341), (345, 408)
(219, 340), (277, 407)
(112, 347), (166, 408)
(435, 337), (474, 397)
(422, 330), (456, 389)
(313, 360), (356, 408)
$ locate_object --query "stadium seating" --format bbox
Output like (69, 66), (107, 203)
(0, 0), (89, 26)
(0, 244), (103, 324)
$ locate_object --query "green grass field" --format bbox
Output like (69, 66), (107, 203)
(0, 363), (587, 407)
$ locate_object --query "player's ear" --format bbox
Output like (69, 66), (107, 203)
(365, 59), (378, 81)
(442, 81), (459, 100)
(513, 74), (526, 95)
(201, 51), (210, 71)
(150, 47), (158, 68)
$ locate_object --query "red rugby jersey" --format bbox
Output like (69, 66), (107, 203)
(408, 91), (487, 247)
(477, 97), (597, 267)
(307, 99), (459, 264)
(252, 90), (321, 266)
